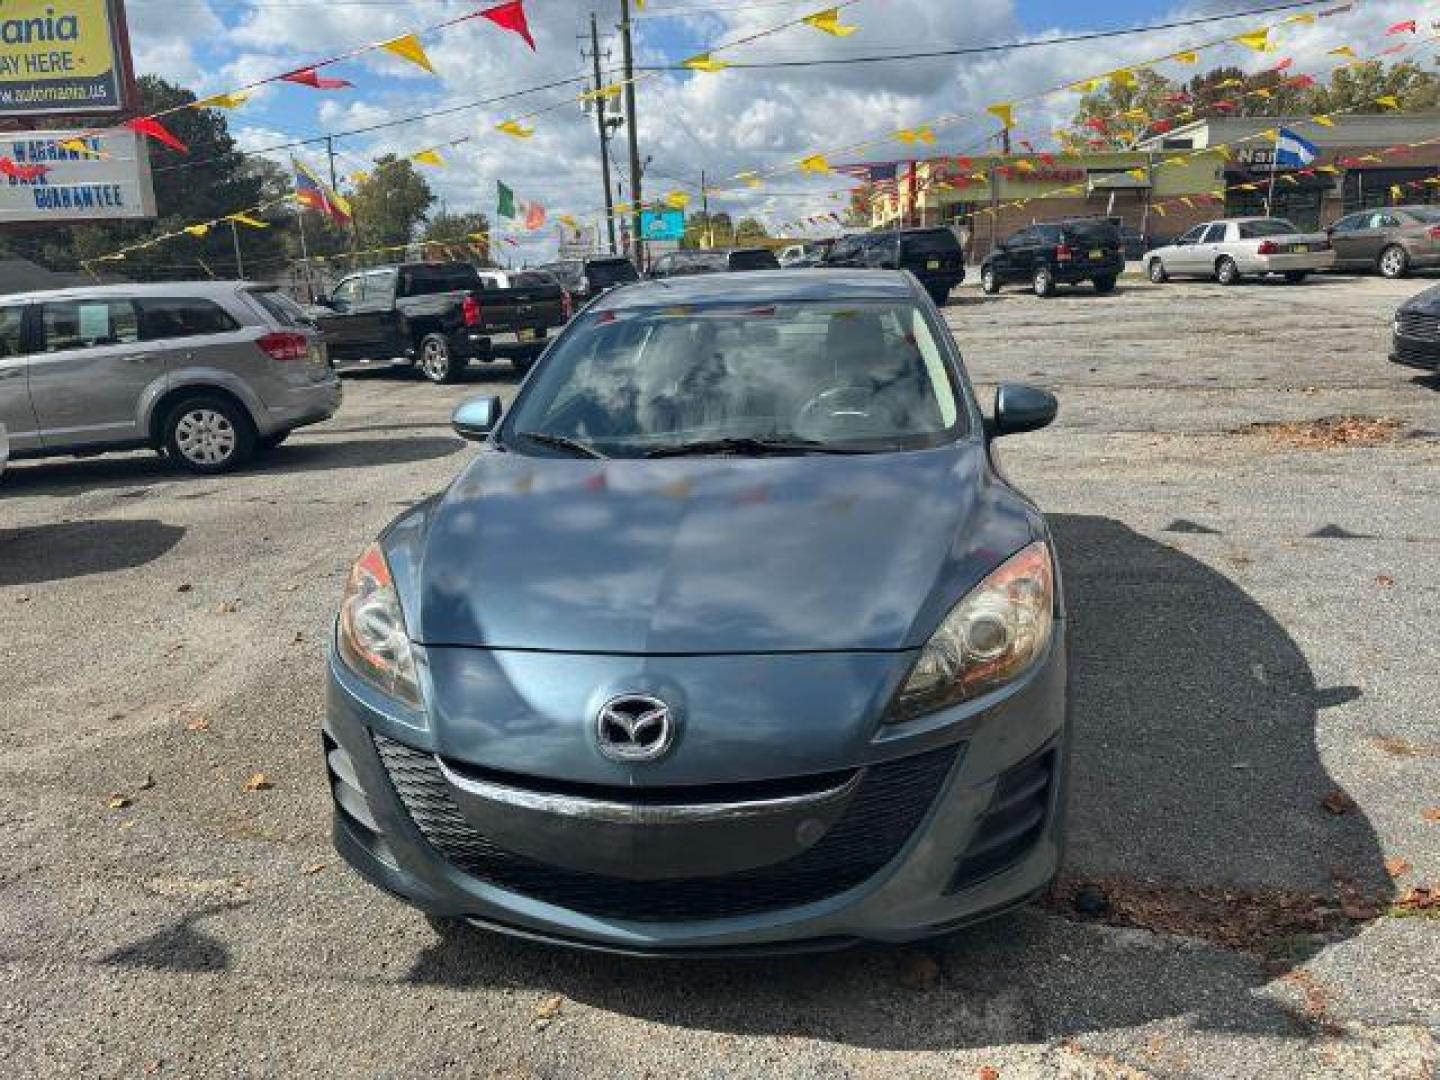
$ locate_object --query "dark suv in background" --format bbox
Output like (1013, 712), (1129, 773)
(981, 218), (1124, 297)
(824, 227), (966, 305)
(646, 248), (781, 279)
(534, 257), (640, 302)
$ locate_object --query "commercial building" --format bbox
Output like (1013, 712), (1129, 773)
(864, 113), (1439, 259)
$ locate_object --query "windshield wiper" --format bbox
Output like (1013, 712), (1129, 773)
(643, 436), (863, 458)
(515, 430), (608, 459)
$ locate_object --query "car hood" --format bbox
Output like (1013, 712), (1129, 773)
(1400, 284), (1440, 314)
(404, 444), (1035, 654)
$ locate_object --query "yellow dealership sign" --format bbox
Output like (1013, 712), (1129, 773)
(0, 0), (132, 116)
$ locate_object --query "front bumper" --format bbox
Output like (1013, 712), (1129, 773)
(1391, 332), (1440, 371)
(324, 631), (1069, 954)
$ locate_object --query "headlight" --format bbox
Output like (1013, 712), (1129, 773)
(889, 541), (1054, 722)
(336, 542), (421, 707)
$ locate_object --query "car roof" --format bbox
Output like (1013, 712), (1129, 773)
(593, 268), (920, 309)
(1, 280), (264, 304)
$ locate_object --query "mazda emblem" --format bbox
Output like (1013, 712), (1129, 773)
(595, 694), (674, 763)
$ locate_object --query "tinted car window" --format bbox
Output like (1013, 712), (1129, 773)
(511, 271), (554, 287)
(249, 289), (309, 327)
(728, 249), (780, 271)
(1176, 226), (1205, 244)
(1238, 219), (1297, 238)
(41, 299), (138, 352)
(505, 300), (966, 456)
(1062, 219), (1119, 244)
(401, 264), (479, 296)
(1201, 224), (1229, 243)
(900, 230), (961, 257)
(1330, 213), (1366, 233)
(0, 305), (26, 357)
(586, 259), (639, 287)
(138, 298), (240, 341)
(542, 263), (585, 289)
(331, 277), (364, 306)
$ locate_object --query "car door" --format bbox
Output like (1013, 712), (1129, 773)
(1164, 225), (1206, 275)
(1002, 227), (1039, 281)
(357, 268), (403, 355)
(1326, 212), (1369, 267)
(314, 274), (368, 357)
(26, 296), (153, 449)
(0, 301), (42, 453)
(1357, 211), (1402, 265)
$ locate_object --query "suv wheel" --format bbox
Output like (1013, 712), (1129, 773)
(164, 395), (254, 474)
(1378, 245), (1410, 279)
(1215, 257), (1240, 286)
(418, 333), (460, 383)
(1093, 275), (1117, 294)
(1147, 259), (1168, 283)
(980, 266), (1000, 294)
(1032, 265), (1056, 297)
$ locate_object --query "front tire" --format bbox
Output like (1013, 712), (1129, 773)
(980, 266), (1000, 294)
(1215, 257), (1240, 286)
(1032, 265), (1056, 297)
(1093, 275), (1117, 294)
(1148, 259), (1168, 283)
(163, 395), (254, 474)
(418, 333), (461, 384)
(1378, 245), (1410, 279)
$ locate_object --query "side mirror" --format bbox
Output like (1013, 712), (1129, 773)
(452, 395), (503, 441)
(992, 383), (1057, 437)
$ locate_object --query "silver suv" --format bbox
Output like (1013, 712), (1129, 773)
(0, 282), (340, 474)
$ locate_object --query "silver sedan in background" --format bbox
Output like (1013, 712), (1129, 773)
(1145, 217), (1335, 285)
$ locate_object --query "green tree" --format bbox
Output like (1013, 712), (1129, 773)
(33, 75), (287, 280)
(350, 156), (435, 253)
(734, 216), (769, 242)
(1068, 69), (1177, 149)
(422, 210), (493, 264)
(680, 211), (733, 248)
(1306, 60), (1440, 114)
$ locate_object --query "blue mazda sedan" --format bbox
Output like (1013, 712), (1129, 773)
(324, 269), (1068, 954)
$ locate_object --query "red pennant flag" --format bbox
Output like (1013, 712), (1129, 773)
(125, 116), (187, 153)
(1084, 117), (1108, 132)
(0, 156), (49, 180)
(1038, 152), (1056, 165)
(1151, 119), (1175, 134)
(1270, 57), (1293, 71)
(1018, 139), (1034, 152)
(281, 67), (353, 89)
(1214, 99), (1238, 112)
(954, 155), (972, 169)
(1387, 19), (1417, 33)
(1380, 43), (1406, 55)
(479, 0), (535, 50)
(1287, 74), (1317, 89)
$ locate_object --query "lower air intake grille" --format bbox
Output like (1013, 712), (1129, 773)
(374, 734), (958, 921)
(947, 746), (1055, 892)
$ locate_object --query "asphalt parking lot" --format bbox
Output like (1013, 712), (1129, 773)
(2, 270), (1437, 1078)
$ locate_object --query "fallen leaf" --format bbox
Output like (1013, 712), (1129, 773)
(1376, 575), (1395, 588)
(535, 994), (564, 1020)
(1396, 886), (1438, 912)
(181, 710), (209, 732)
(1320, 789), (1356, 816)
(106, 794), (131, 810)
(176, 582), (192, 593)
(302, 863), (327, 876)
(979, 1068), (1001, 1080)
(243, 773), (273, 792)
(1340, 899), (1380, 920)
(1385, 857), (1410, 879)
(15, 594), (32, 604)
(291, 631), (306, 645)
(1422, 808), (1440, 822)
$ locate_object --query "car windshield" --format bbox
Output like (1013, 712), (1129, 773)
(1239, 219), (1299, 238)
(900, 230), (961, 256)
(587, 259), (639, 287)
(502, 300), (967, 457)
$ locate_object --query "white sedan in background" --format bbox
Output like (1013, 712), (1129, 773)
(1145, 217), (1335, 285)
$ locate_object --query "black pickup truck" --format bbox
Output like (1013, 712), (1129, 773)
(308, 262), (568, 382)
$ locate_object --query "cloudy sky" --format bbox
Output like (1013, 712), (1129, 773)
(122, 0), (1431, 259)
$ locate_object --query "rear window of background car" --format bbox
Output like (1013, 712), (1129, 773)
(138, 298), (240, 340)
(588, 260), (639, 286)
(249, 289), (309, 328)
(900, 230), (962, 256)
(1238, 220), (1298, 238)
(40, 300), (139, 352)
(403, 265), (481, 296)
(0, 306), (25, 357)
(1061, 220), (1120, 244)
(728, 250), (780, 270)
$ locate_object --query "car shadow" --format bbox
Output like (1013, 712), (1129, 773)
(403, 514), (1390, 1049)
(1409, 372), (1440, 392)
(0, 519), (185, 587)
(0, 437), (463, 498)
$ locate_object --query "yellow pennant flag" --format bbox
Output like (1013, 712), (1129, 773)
(496, 120), (534, 138)
(556, 214), (578, 229)
(1233, 28), (1271, 51)
(349, 170), (370, 184)
(802, 7), (857, 36)
(229, 214), (267, 228)
(1258, 128), (1279, 142)
(184, 224), (210, 237)
(1236, 182), (1258, 191)
(580, 82), (623, 102)
(1070, 77), (1103, 93)
(1253, 87), (1272, 98)
(383, 33), (435, 74)
(1216, 77), (1244, 89)
(1327, 45), (1356, 58)
(1310, 114), (1335, 127)
(1153, 203), (1168, 218)
(986, 102), (1014, 128)
(1316, 164), (1340, 174)
(1014, 159), (1036, 173)
(894, 126), (935, 145)
(412, 149), (444, 166)
(798, 153), (831, 174)
(737, 171), (762, 188)
(1390, 184), (1404, 201)
(1374, 95), (1401, 110)
(1108, 68), (1137, 89)
(683, 52), (728, 73)
(1180, 197), (1194, 208)
(1171, 49), (1198, 64)
(1285, 12), (1316, 24)
(1125, 167), (1147, 181)
(614, 201), (632, 214)
(196, 90), (251, 109)
(664, 190), (690, 210)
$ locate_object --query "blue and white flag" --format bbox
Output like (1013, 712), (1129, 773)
(1274, 127), (1320, 168)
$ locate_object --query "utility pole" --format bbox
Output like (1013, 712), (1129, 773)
(229, 219), (246, 278)
(589, 13), (617, 254)
(619, 0), (643, 268)
(325, 135), (339, 192)
(700, 168), (711, 248)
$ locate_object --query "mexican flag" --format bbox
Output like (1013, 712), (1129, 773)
(497, 180), (516, 219)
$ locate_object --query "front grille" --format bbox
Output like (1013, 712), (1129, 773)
(947, 747), (1055, 892)
(1397, 310), (1440, 342)
(1393, 338), (1440, 370)
(374, 734), (959, 921)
